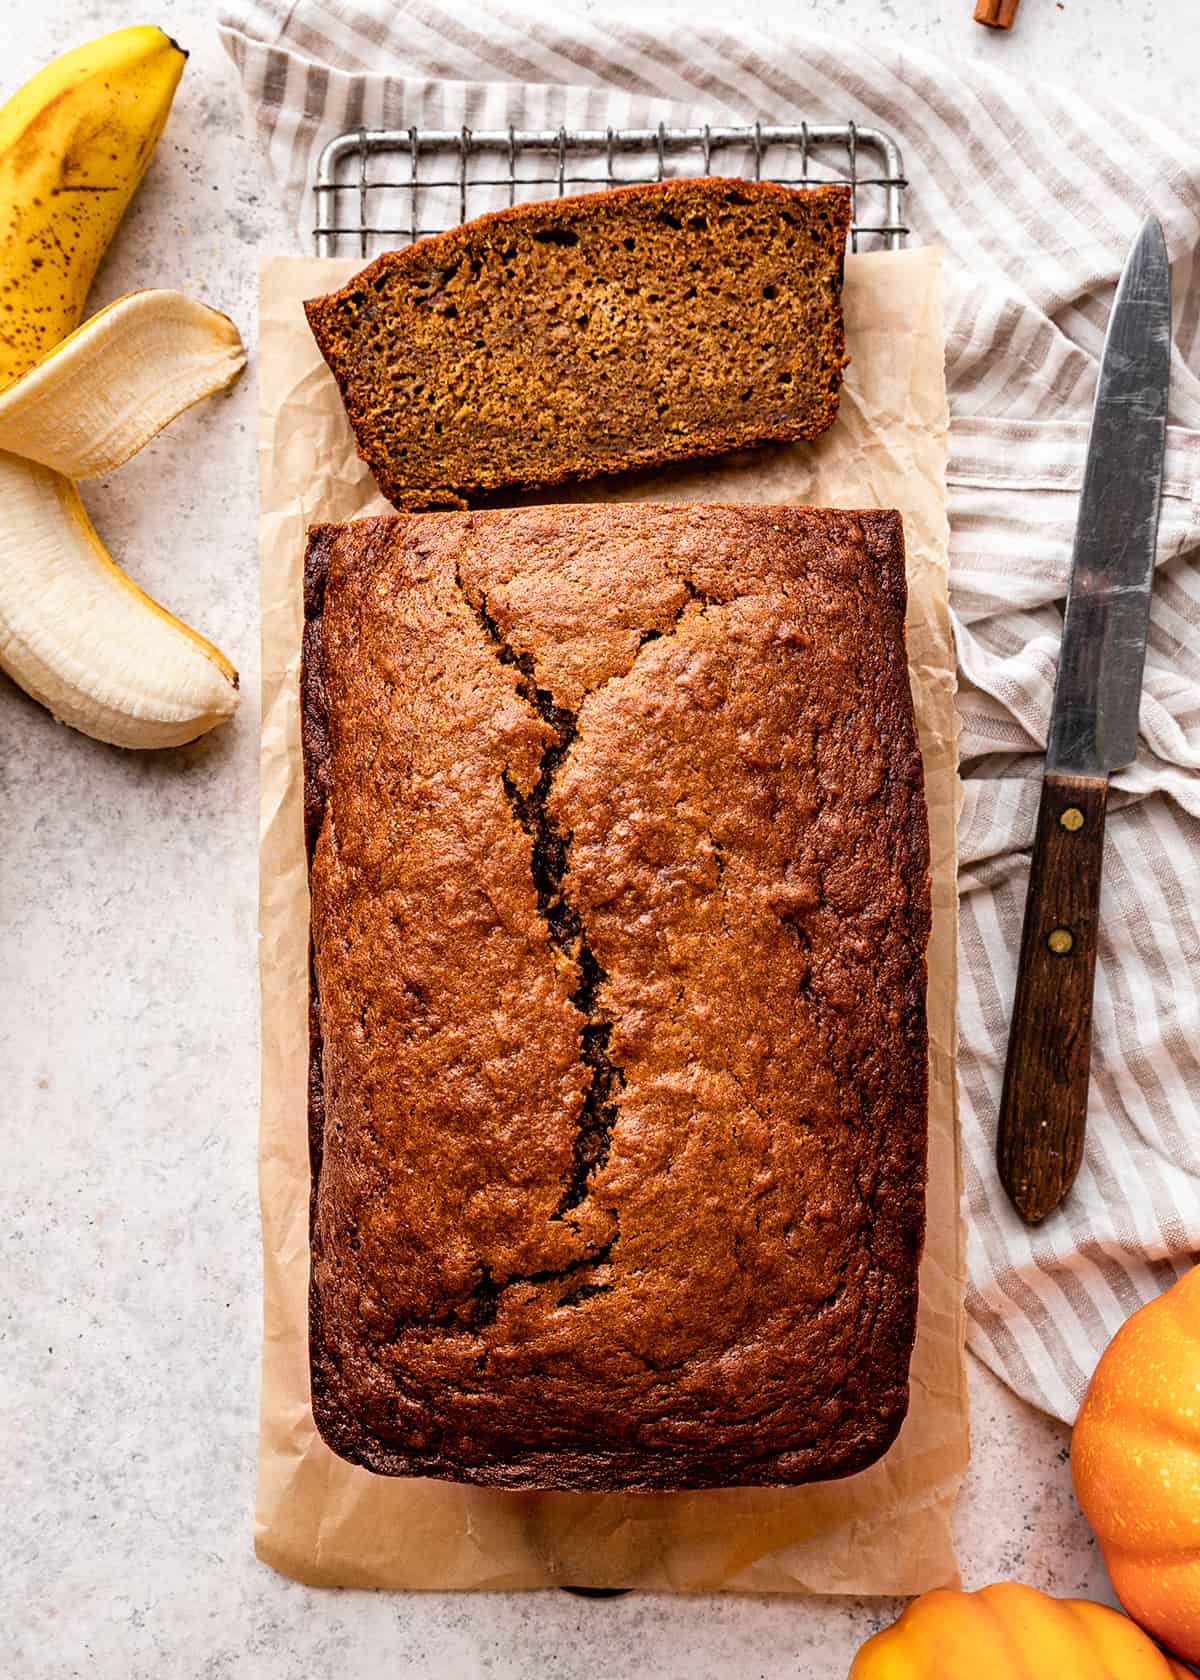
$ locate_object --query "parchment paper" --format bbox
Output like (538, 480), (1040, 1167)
(256, 246), (967, 1592)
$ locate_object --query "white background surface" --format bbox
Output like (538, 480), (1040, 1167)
(2, 2), (1192, 1676)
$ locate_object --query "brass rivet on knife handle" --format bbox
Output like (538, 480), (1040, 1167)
(996, 772), (1108, 1224)
(975, 0), (1021, 27)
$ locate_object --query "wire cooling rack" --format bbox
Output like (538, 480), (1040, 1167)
(313, 123), (907, 258)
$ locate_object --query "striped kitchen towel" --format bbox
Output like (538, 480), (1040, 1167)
(220, 0), (1200, 1424)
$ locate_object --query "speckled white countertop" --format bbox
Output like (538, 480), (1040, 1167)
(3, 1), (1194, 1675)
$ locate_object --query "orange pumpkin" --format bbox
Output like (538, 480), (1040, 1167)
(849, 1582), (1192, 1678)
(1073, 1266), (1200, 1664)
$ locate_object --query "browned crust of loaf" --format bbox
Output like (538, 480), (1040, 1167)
(304, 178), (852, 511)
(302, 503), (929, 1491)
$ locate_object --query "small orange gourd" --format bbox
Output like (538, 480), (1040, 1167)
(849, 1582), (1191, 1678)
(1073, 1265), (1200, 1664)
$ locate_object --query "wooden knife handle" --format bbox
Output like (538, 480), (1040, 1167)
(997, 772), (1109, 1224)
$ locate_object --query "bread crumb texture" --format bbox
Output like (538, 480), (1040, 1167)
(302, 502), (930, 1490)
(304, 179), (851, 509)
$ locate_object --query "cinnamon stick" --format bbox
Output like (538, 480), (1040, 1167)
(975, 0), (1021, 27)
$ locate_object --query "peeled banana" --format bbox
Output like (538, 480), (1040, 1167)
(0, 290), (246, 478)
(0, 453), (238, 749)
(0, 26), (186, 389)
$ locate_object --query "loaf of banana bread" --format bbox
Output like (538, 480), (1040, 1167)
(304, 178), (852, 510)
(302, 502), (929, 1490)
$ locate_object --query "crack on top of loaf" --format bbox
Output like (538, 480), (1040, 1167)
(636, 577), (714, 651)
(452, 562), (624, 1226)
(421, 1228), (619, 1339)
(471, 1231), (618, 1331)
(440, 561), (729, 1328)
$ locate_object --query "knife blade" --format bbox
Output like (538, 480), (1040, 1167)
(996, 215), (1171, 1226)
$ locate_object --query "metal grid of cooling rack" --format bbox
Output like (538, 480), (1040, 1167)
(313, 123), (907, 258)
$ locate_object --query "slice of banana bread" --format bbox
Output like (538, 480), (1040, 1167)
(302, 502), (930, 1491)
(304, 178), (852, 510)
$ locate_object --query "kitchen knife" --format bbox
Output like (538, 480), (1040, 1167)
(996, 215), (1171, 1226)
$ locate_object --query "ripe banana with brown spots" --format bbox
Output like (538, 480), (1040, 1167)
(0, 25), (185, 390)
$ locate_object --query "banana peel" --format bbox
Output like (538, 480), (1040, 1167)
(0, 453), (238, 749)
(0, 296), (245, 747)
(0, 290), (246, 478)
